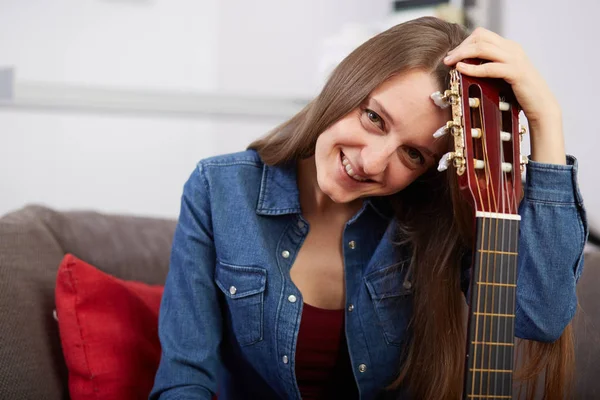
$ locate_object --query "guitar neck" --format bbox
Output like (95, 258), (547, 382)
(463, 215), (520, 399)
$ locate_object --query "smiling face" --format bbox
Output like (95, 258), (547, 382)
(313, 69), (451, 204)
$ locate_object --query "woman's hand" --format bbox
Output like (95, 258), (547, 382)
(443, 27), (566, 165)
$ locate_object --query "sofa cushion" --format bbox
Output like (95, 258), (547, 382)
(0, 206), (67, 400)
(55, 254), (163, 400)
(0, 205), (176, 400)
(43, 206), (176, 285)
(574, 250), (600, 398)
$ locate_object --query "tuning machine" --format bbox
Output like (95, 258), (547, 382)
(432, 69), (466, 175)
(437, 150), (466, 173)
(519, 124), (527, 142)
(430, 88), (461, 109)
(518, 124), (528, 172)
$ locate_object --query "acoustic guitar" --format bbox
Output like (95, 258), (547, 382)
(436, 60), (528, 399)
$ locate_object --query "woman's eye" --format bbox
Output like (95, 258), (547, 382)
(405, 147), (425, 165)
(364, 109), (384, 130)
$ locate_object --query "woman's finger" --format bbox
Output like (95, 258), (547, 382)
(444, 40), (512, 66)
(455, 61), (518, 83)
(450, 27), (508, 53)
(446, 27), (513, 65)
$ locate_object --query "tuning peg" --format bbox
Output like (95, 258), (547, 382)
(430, 91), (451, 109)
(519, 125), (527, 143)
(520, 155), (528, 172)
(519, 124), (527, 135)
(433, 125), (447, 138)
(500, 131), (512, 141)
(473, 159), (485, 170)
(437, 151), (465, 173)
(437, 152), (454, 171)
(430, 89), (460, 109)
(502, 163), (513, 172)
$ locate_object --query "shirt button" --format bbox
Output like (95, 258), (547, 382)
(281, 250), (290, 259)
(358, 364), (367, 373)
(297, 221), (305, 229)
(288, 295), (297, 303)
(229, 286), (237, 295)
(282, 355), (289, 364)
(403, 280), (412, 290)
(348, 240), (356, 249)
(347, 304), (355, 312)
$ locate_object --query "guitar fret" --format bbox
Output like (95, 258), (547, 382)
(465, 217), (519, 399)
(478, 250), (518, 256)
(476, 282), (516, 287)
(470, 368), (513, 373)
(472, 341), (514, 346)
(473, 312), (515, 317)
(476, 212), (521, 221)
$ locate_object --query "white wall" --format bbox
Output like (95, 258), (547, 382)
(0, 0), (219, 90)
(502, 0), (599, 227)
(0, 0), (390, 219)
(0, 0), (221, 218)
(216, 0), (390, 97)
(1, 1), (597, 225)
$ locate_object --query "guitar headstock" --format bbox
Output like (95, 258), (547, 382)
(437, 60), (527, 216)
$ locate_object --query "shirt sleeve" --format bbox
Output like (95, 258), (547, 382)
(150, 162), (221, 399)
(513, 155), (588, 342)
(460, 155), (588, 343)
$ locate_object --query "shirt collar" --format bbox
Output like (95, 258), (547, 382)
(256, 161), (302, 216)
(255, 160), (394, 220)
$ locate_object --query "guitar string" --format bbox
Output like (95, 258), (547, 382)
(497, 97), (520, 397)
(470, 87), (489, 398)
(503, 104), (521, 397)
(489, 104), (504, 399)
(507, 107), (521, 394)
(471, 87), (496, 398)
(477, 93), (499, 398)
(488, 94), (507, 398)
(468, 89), (521, 399)
(498, 101), (509, 398)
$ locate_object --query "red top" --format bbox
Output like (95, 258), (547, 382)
(295, 302), (358, 399)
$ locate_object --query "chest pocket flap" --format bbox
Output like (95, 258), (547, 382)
(215, 261), (267, 346)
(364, 263), (413, 346)
(216, 261), (267, 298)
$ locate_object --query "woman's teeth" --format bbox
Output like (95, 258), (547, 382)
(342, 155), (367, 182)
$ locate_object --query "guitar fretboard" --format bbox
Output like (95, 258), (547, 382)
(464, 216), (519, 399)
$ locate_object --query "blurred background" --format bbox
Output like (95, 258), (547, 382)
(0, 0), (598, 231)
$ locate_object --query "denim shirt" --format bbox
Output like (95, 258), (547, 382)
(150, 149), (588, 400)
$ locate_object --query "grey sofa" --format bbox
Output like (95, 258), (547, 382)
(0, 205), (597, 399)
(0, 205), (176, 400)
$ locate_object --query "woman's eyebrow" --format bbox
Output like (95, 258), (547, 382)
(370, 98), (398, 130)
(417, 146), (439, 160)
(369, 97), (439, 160)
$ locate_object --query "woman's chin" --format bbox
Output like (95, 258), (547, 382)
(323, 185), (358, 204)
(328, 193), (352, 204)
(317, 174), (362, 204)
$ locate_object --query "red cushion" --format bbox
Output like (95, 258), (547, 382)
(55, 254), (164, 400)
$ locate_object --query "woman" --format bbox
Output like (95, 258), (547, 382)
(150, 17), (587, 400)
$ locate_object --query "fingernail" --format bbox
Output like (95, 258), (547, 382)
(444, 56), (452, 63)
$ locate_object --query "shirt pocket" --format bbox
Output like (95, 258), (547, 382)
(215, 261), (267, 346)
(364, 263), (413, 346)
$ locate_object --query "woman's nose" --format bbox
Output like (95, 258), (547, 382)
(360, 145), (395, 176)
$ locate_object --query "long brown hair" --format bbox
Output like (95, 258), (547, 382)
(248, 16), (574, 400)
